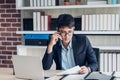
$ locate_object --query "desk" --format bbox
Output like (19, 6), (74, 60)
(46, 72), (120, 80)
(0, 68), (62, 80)
(0, 68), (120, 80)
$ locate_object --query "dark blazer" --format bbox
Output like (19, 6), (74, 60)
(42, 34), (98, 71)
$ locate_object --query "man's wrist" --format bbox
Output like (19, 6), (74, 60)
(87, 67), (91, 72)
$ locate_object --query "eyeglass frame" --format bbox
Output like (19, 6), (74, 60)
(59, 30), (74, 36)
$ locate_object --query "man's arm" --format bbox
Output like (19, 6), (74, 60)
(42, 49), (54, 70)
(42, 32), (62, 70)
(85, 37), (98, 71)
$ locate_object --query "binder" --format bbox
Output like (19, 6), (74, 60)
(24, 34), (50, 46)
(25, 39), (49, 46)
(24, 34), (50, 39)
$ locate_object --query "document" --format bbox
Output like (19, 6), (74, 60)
(112, 72), (120, 78)
(45, 75), (63, 80)
(56, 65), (81, 76)
(61, 74), (88, 80)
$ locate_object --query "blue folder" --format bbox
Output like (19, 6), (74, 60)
(24, 34), (50, 39)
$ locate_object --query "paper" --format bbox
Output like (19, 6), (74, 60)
(62, 74), (88, 80)
(56, 66), (81, 76)
(113, 72), (120, 77)
(45, 75), (63, 80)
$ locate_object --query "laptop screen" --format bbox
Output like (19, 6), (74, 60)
(12, 55), (44, 80)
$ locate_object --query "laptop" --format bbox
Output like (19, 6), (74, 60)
(12, 55), (44, 80)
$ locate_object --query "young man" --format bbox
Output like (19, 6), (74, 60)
(42, 14), (98, 74)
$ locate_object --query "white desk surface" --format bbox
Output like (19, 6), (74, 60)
(0, 68), (62, 80)
(0, 68), (120, 80)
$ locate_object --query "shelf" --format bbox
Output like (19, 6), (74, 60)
(17, 45), (120, 50)
(16, 31), (120, 35)
(93, 46), (120, 50)
(17, 45), (47, 48)
(16, 4), (120, 10)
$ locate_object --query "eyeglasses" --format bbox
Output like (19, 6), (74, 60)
(60, 30), (73, 36)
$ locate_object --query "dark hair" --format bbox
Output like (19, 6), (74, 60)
(57, 14), (75, 29)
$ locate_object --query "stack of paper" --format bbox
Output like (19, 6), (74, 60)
(56, 66), (81, 76)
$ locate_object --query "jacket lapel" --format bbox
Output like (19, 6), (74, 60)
(72, 35), (79, 65)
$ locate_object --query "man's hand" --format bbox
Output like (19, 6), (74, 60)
(49, 32), (62, 46)
(47, 32), (62, 54)
(78, 66), (90, 74)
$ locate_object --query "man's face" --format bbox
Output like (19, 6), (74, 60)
(59, 26), (74, 44)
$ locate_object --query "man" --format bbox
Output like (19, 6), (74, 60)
(42, 14), (98, 74)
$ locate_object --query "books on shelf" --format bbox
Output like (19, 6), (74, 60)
(28, 0), (59, 7)
(23, 12), (119, 31)
(100, 51), (120, 72)
(33, 12), (51, 31)
(108, 0), (117, 4)
(87, 0), (107, 5)
(81, 14), (120, 31)
(21, 0), (120, 7)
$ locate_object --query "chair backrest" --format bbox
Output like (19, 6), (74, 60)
(93, 48), (100, 71)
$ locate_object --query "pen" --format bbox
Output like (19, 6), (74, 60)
(112, 71), (115, 76)
(59, 75), (68, 80)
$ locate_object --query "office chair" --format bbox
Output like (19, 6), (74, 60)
(93, 48), (100, 71)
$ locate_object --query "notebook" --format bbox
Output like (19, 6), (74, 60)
(12, 55), (44, 80)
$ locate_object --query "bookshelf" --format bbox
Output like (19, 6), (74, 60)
(16, 0), (120, 56)
(16, 31), (120, 35)
(16, 4), (120, 10)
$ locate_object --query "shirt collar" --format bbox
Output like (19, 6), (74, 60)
(60, 39), (72, 50)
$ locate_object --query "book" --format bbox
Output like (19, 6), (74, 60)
(33, 0), (37, 7)
(100, 52), (104, 72)
(41, 0), (44, 6)
(112, 0), (117, 4)
(37, 0), (41, 7)
(74, 18), (81, 31)
(48, 0), (52, 6)
(87, 1), (107, 5)
(23, 18), (33, 31)
(48, 15), (52, 31)
(112, 53), (117, 71)
(81, 15), (85, 31)
(41, 16), (45, 31)
(108, 0), (112, 4)
(115, 14), (119, 31)
(117, 53), (120, 71)
(24, 0), (30, 6)
(45, 0), (48, 6)
(56, 0), (59, 6)
(37, 12), (41, 31)
(52, 0), (56, 6)
(108, 53), (112, 72)
(30, 0), (33, 7)
(33, 12), (37, 31)
(50, 18), (58, 30)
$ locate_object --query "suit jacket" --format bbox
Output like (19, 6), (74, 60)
(42, 34), (98, 71)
